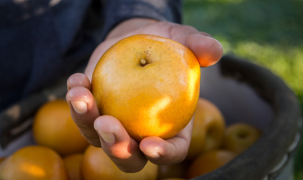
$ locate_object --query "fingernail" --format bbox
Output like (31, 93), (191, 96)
(147, 147), (161, 159)
(98, 130), (115, 144)
(71, 101), (87, 114)
(149, 151), (161, 159)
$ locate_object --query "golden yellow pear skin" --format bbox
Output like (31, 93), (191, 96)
(186, 150), (236, 178)
(33, 100), (89, 156)
(82, 145), (158, 180)
(0, 146), (68, 180)
(63, 154), (83, 180)
(223, 123), (262, 154)
(92, 34), (201, 141)
(187, 98), (225, 160)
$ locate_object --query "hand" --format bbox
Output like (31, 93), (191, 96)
(66, 18), (223, 172)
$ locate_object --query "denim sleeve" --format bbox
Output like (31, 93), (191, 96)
(101, 0), (183, 40)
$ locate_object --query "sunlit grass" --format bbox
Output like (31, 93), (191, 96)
(295, 171), (303, 180)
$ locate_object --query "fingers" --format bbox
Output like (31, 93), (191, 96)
(185, 33), (223, 67)
(67, 73), (91, 91)
(140, 118), (194, 165)
(94, 115), (147, 172)
(66, 84), (101, 147)
(67, 74), (148, 172)
(155, 22), (223, 67)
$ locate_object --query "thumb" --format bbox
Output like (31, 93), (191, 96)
(94, 115), (147, 173)
(185, 33), (223, 67)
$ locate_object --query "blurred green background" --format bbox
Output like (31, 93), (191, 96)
(182, 0), (303, 179)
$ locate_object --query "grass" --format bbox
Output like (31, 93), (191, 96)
(183, 0), (303, 179)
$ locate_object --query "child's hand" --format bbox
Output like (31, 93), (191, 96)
(66, 19), (223, 173)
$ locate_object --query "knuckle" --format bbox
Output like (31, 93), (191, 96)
(172, 25), (197, 35)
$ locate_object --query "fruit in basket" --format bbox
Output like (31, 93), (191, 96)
(81, 145), (158, 180)
(33, 100), (89, 156)
(158, 163), (187, 179)
(63, 154), (83, 180)
(0, 146), (68, 180)
(186, 150), (236, 178)
(222, 123), (262, 154)
(92, 34), (200, 142)
(186, 98), (225, 160)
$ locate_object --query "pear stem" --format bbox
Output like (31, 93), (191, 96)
(140, 59), (147, 66)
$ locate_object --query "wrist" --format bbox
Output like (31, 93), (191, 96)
(105, 18), (158, 40)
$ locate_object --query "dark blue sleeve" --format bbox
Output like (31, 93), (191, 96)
(100, 0), (183, 40)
